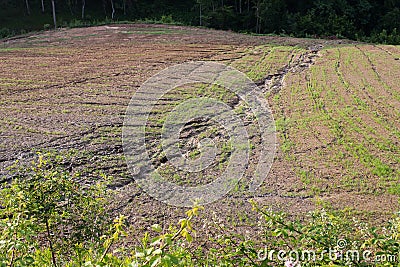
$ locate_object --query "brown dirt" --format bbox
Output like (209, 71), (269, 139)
(0, 24), (398, 239)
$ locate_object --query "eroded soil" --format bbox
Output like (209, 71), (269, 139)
(0, 24), (398, 241)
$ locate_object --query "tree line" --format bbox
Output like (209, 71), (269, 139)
(1, 0), (400, 43)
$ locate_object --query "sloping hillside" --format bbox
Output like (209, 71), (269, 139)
(0, 24), (398, 233)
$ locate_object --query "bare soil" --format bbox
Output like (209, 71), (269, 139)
(0, 24), (398, 239)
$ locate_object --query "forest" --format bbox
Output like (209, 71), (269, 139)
(1, 0), (400, 44)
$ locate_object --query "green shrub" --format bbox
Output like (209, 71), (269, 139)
(370, 28), (400, 45)
(0, 152), (111, 266)
(0, 153), (399, 266)
(0, 28), (10, 39)
(160, 15), (175, 24)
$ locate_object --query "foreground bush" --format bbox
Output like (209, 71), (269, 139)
(0, 153), (399, 266)
(0, 152), (111, 266)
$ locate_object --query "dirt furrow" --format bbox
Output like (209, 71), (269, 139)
(259, 47), (322, 94)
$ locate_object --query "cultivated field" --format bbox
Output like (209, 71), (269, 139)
(0, 24), (399, 239)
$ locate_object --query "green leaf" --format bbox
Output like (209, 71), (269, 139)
(151, 224), (162, 233)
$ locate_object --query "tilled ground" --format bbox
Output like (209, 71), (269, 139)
(0, 24), (398, 241)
